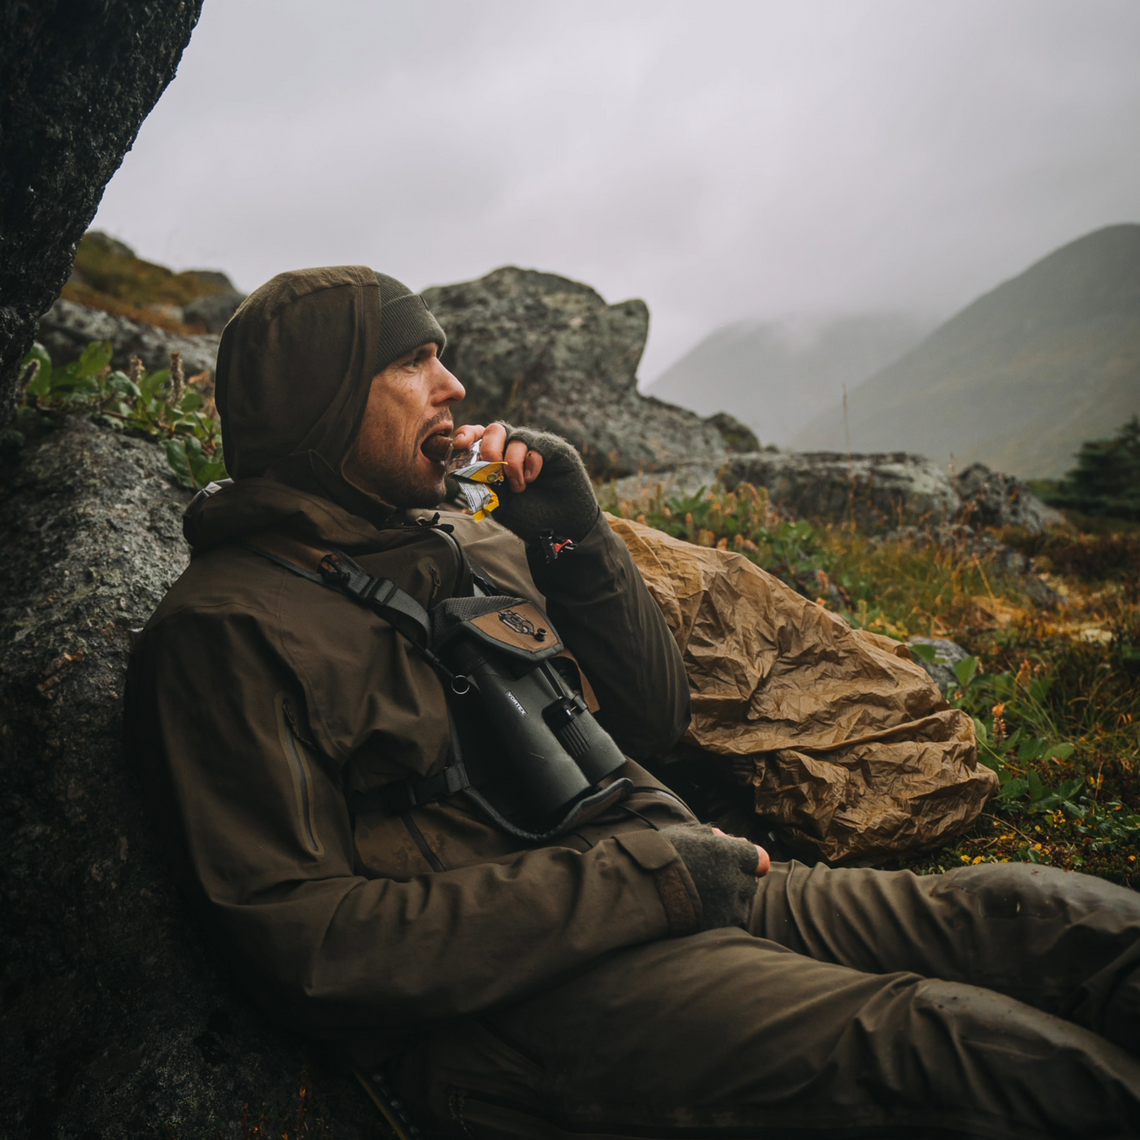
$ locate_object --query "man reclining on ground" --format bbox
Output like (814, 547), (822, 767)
(125, 265), (1140, 1139)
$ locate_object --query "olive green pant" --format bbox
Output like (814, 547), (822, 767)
(415, 862), (1140, 1139)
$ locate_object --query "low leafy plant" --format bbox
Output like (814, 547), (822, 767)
(601, 481), (833, 597)
(902, 643), (1140, 879)
(16, 339), (226, 490)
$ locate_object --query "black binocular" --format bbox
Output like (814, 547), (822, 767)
(446, 635), (627, 823)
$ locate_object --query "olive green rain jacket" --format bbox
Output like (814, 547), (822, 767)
(123, 267), (699, 1058)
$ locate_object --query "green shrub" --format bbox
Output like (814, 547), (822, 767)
(16, 340), (227, 490)
(1043, 415), (1140, 520)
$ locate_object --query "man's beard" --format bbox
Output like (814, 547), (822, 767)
(342, 412), (453, 508)
(361, 446), (447, 508)
(394, 472), (448, 509)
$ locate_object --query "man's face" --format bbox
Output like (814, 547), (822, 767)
(342, 343), (466, 507)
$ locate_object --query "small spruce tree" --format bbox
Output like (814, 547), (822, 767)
(1055, 415), (1140, 519)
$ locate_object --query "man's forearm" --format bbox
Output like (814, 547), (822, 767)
(528, 512), (691, 759)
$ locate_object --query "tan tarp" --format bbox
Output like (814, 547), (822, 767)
(608, 515), (998, 865)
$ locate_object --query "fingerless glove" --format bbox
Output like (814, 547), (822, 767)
(660, 823), (759, 932)
(490, 423), (601, 544)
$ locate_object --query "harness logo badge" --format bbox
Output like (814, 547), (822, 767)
(498, 609), (547, 641)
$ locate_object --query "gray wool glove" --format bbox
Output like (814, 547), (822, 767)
(490, 424), (601, 545)
(660, 823), (759, 932)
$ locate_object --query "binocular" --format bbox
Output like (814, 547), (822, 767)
(446, 634), (627, 823)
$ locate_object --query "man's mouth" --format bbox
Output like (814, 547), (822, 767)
(420, 426), (454, 464)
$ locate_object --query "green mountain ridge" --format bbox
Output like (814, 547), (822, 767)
(790, 224), (1140, 479)
(646, 312), (938, 445)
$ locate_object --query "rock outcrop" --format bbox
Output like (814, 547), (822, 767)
(37, 298), (221, 378)
(704, 411), (760, 453)
(63, 231), (247, 335)
(0, 418), (373, 1138)
(0, 0), (204, 428)
(182, 287), (246, 334)
(956, 462), (1065, 532)
(725, 449), (961, 529)
(424, 267), (728, 476)
(612, 449), (1063, 537)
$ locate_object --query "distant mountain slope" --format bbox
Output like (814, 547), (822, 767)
(791, 224), (1140, 478)
(646, 313), (936, 445)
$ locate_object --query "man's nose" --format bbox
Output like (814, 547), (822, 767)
(433, 360), (465, 405)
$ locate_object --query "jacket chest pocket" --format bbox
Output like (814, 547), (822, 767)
(275, 692), (324, 857)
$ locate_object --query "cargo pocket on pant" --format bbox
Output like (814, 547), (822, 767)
(275, 692), (324, 856)
(425, 1017), (549, 1132)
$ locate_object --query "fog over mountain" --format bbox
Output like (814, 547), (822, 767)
(646, 312), (939, 445)
(791, 224), (1140, 478)
(88, 1), (1140, 379)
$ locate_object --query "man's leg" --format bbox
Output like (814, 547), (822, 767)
(416, 926), (1140, 1139)
(752, 860), (1140, 1052)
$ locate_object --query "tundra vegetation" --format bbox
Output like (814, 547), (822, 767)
(6, 340), (1139, 1137)
(12, 341), (1140, 887)
(602, 451), (1140, 886)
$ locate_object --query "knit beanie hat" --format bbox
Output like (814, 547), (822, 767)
(216, 267), (449, 484)
(374, 272), (446, 372)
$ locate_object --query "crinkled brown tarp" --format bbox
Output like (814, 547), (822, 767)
(608, 515), (997, 865)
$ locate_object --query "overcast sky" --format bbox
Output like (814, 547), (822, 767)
(92, 0), (1140, 379)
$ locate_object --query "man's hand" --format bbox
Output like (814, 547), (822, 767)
(461, 422), (600, 546)
(449, 422), (485, 455)
(477, 422), (544, 492)
(713, 827), (771, 877)
(660, 823), (769, 932)
(447, 422), (544, 491)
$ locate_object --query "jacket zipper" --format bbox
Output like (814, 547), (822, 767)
(276, 694), (323, 855)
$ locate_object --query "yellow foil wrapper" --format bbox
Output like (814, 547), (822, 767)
(453, 460), (506, 521)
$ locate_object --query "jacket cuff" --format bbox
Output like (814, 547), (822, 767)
(525, 512), (619, 596)
(614, 829), (700, 937)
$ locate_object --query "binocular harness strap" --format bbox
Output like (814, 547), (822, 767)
(347, 759), (473, 814)
(243, 537), (451, 677)
(241, 534), (630, 835)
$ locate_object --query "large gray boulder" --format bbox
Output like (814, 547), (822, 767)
(0, 418), (373, 1138)
(724, 449), (962, 530)
(37, 299), (221, 378)
(0, 0), (204, 429)
(424, 267), (727, 477)
(609, 448), (1064, 545)
(719, 449), (1062, 535)
(182, 289), (246, 335)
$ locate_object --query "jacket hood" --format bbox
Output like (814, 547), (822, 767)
(217, 266), (382, 483)
(215, 265), (445, 526)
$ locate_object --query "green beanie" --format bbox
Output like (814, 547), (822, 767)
(373, 272), (447, 373)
